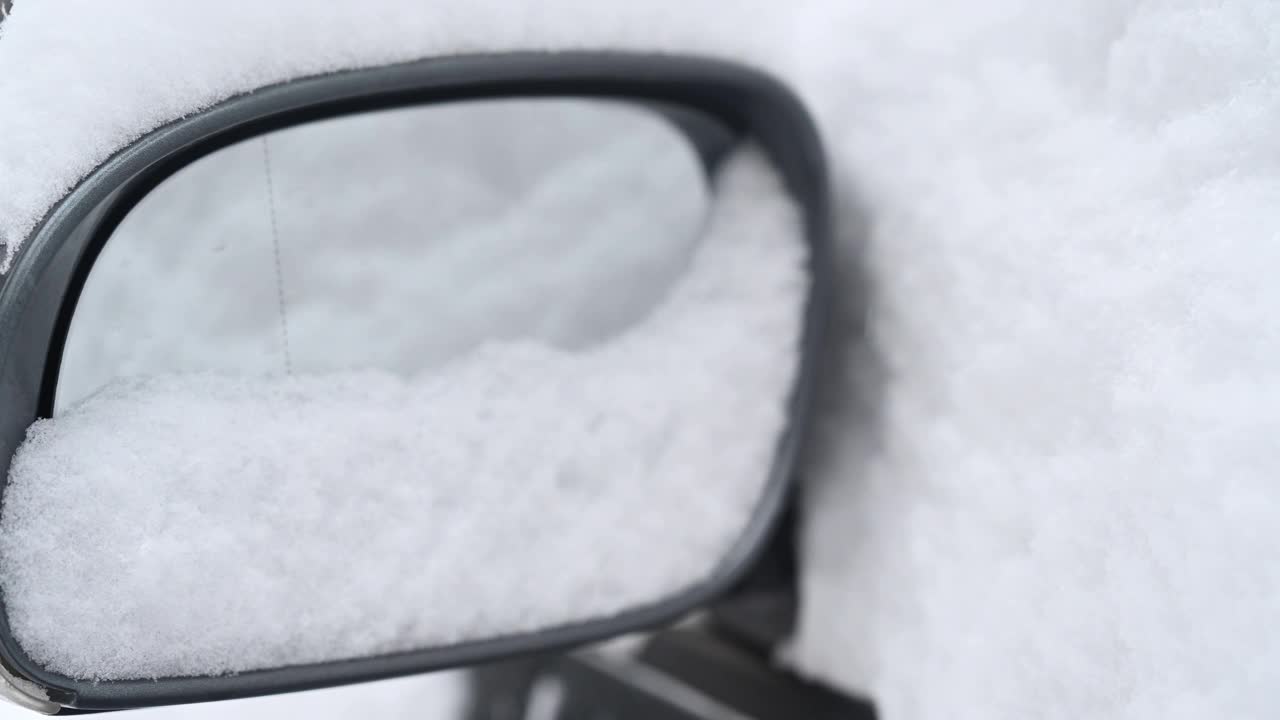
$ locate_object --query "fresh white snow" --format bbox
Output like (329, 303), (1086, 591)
(4, 1), (1280, 718)
(785, 4), (1280, 719)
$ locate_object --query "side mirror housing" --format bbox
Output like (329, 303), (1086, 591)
(0, 52), (831, 713)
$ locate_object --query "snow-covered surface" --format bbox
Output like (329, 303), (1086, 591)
(0, 143), (805, 679)
(4, 1), (1280, 718)
(786, 4), (1280, 719)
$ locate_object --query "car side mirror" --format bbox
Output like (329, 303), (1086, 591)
(0, 53), (830, 714)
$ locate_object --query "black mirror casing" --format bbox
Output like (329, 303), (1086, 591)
(0, 52), (832, 713)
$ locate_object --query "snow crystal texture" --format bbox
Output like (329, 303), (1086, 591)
(0, 149), (806, 680)
(5, 1), (1280, 717)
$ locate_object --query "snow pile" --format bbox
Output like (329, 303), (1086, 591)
(0, 148), (807, 680)
(785, 3), (1280, 719)
(6, 2), (1280, 718)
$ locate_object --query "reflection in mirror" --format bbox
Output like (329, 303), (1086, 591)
(0, 98), (809, 681)
(56, 99), (713, 410)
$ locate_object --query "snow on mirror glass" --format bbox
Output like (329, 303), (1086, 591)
(0, 98), (808, 681)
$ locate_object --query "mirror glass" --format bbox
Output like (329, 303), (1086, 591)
(56, 99), (713, 409)
(0, 98), (808, 681)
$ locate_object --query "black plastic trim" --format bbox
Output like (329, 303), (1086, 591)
(0, 51), (832, 712)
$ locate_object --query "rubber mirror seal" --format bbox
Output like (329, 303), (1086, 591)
(0, 51), (832, 712)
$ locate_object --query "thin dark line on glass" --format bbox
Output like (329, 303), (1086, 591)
(261, 137), (293, 376)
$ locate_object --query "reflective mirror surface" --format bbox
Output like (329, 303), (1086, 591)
(0, 98), (808, 681)
(57, 99), (712, 409)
